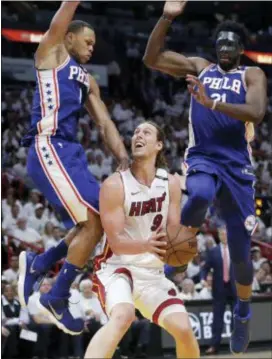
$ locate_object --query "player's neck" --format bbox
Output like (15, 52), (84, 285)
(131, 160), (156, 187)
(218, 61), (240, 73)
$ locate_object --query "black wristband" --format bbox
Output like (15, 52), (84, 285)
(161, 14), (173, 23)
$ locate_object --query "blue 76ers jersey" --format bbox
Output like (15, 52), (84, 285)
(22, 56), (90, 145)
(185, 64), (254, 166)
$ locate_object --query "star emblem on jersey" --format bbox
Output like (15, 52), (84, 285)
(46, 83), (51, 88)
(48, 104), (54, 110)
(48, 160), (53, 166)
(46, 90), (52, 95)
(44, 153), (50, 159)
(48, 98), (52, 103)
(42, 147), (47, 152)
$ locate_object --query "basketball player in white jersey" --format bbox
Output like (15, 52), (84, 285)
(84, 121), (200, 359)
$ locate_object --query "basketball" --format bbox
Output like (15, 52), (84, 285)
(163, 226), (198, 267)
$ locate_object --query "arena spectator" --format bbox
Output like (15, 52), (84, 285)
(199, 272), (213, 300)
(255, 261), (272, 293)
(180, 278), (201, 300)
(2, 203), (20, 234)
(79, 279), (107, 325)
(12, 216), (43, 249)
(13, 148), (27, 174)
(251, 246), (267, 271)
(201, 226), (236, 355)
(28, 203), (47, 234)
(79, 279), (107, 351)
(23, 189), (41, 218)
(27, 278), (55, 359)
(186, 255), (201, 283)
(2, 284), (23, 358)
(3, 255), (19, 284)
(2, 188), (23, 219)
(43, 221), (57, 250)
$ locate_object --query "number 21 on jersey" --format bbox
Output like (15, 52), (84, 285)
(211, 93), (227, 103)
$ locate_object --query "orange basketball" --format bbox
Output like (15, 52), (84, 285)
(163, 226), (198, 267)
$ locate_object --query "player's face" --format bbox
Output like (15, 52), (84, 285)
(216, 31), (243, 71)
(69, 27), (96, 64)
(131, 123), (163, 161)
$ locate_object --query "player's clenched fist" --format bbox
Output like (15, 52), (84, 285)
(163, 1), (187, 20)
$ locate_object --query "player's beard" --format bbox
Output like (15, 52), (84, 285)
(217, 53), (240, 72)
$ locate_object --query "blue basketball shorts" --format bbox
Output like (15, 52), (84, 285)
(182, 157), (256, 228)
(27, 136), (100, 229)
(182, 157), (257, 263)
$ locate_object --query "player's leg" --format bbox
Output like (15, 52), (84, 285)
(18, 224), (79, 306)
(19, 140), (103, 334)
(218, 178), (255, 354)
(163, 312), (200, 358)
(225, 214), (253, 354)
(135, 274), (200, 359)
(181, 171), (218, 228)
(169, 171), (219, 270)
(84, 271), (135, 358)
(38, 211), (103, 330)
(85, 303), (134, 359)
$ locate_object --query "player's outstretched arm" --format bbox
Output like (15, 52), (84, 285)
(100, 174), (167, 256)
(36, 1), (80, 61)
(187, 67), (267, 124)
(143, 1), (209, 77)
(85, 76), (129, 170)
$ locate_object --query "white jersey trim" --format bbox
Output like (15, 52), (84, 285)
(36, 69), (60, 136)
(56, 55), (70, 72)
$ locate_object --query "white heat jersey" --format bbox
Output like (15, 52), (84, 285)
(96, 168), (170, 269)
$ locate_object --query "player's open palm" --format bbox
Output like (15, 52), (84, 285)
(186, 74), (213, 108)
(146, 227), (167, 260)
(163, 1), (187, 19)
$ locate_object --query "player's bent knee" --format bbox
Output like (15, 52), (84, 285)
(164, 312), (193, 339)
(191, 191), (213, 208)
(110, 303), (135, 333)
(233, 261), (253, 286)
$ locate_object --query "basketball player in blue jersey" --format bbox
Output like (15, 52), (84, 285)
(18, 1), (129, 335)
(144, 1), (267, 355)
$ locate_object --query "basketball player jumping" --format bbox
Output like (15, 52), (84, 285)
(84, 121), (200, 359)
(18, 1), (129, 335)
(143, 0), (267, 354)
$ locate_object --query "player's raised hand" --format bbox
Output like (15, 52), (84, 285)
(163, 1), (187, 19)
(186, 74), (213, 109)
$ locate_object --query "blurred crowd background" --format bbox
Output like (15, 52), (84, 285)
(2, 1), (272, 358)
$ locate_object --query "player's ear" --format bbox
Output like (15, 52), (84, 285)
(156, 141), (163, 152)
(66, 32), (74, 44)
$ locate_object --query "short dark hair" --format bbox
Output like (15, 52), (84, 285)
(145, 121), (168, 169)
(213, 20), (249, 47)
(67, 20), (94, 34)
